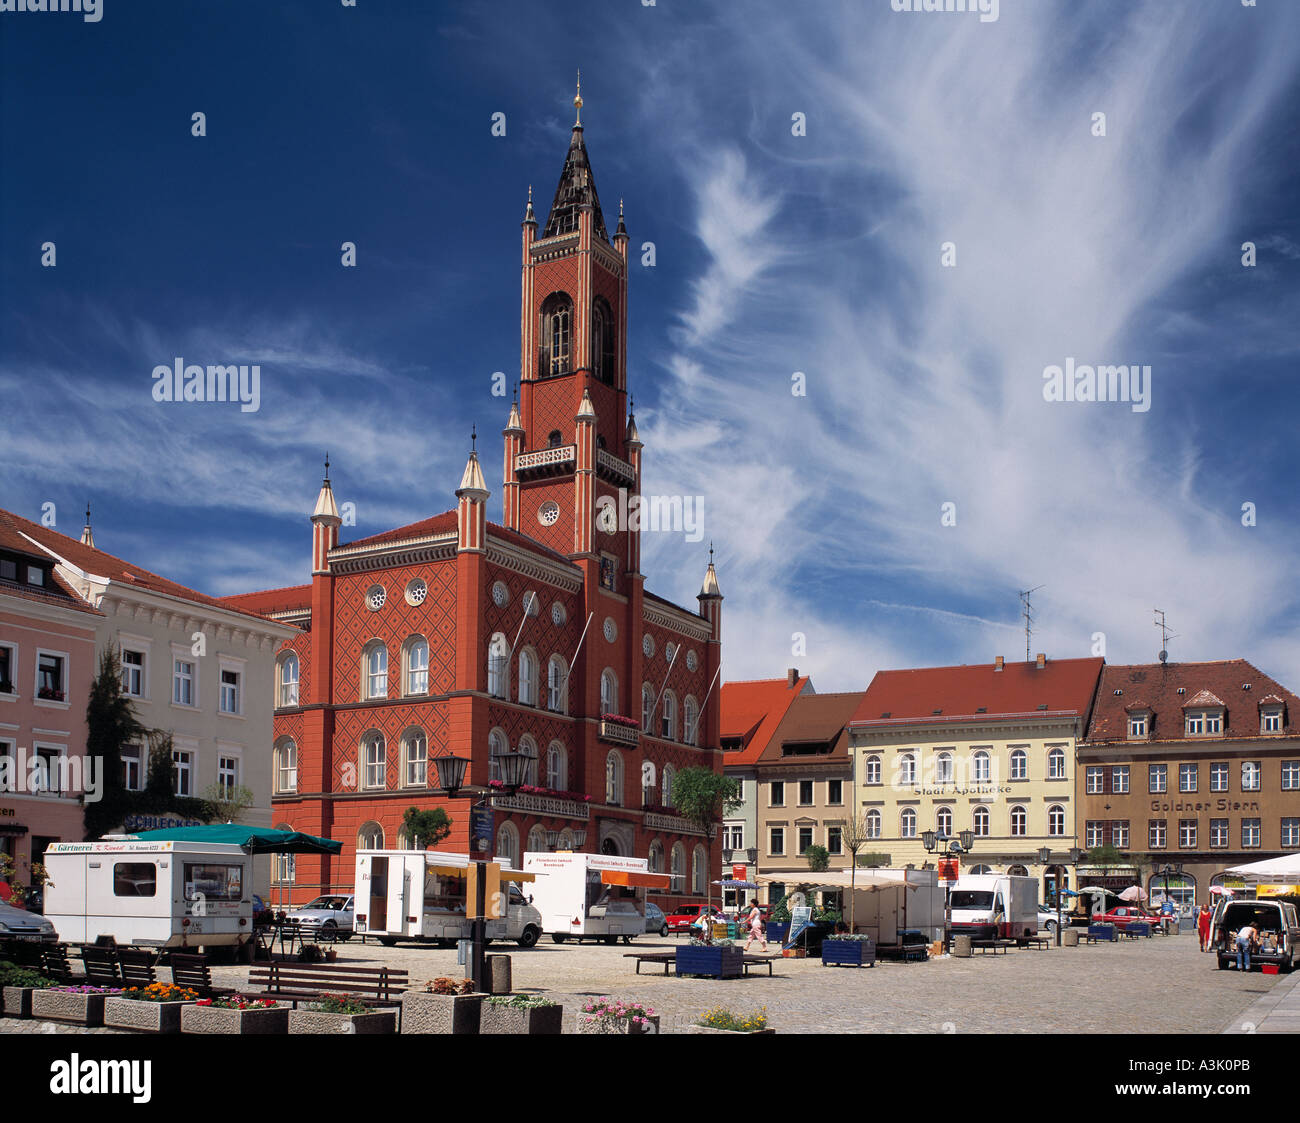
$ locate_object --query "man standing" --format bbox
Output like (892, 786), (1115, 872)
(1235, 921), (1258, 972)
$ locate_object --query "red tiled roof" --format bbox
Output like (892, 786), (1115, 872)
(850, 657), (1104, 727)
(338, 512), (578, 571)
(720, 675), (811, 764)
(1083, 661), (1300, 744)
(1, 507), (278, 626)
(759, 691), (864, 765)
(219, 584), (312, 617)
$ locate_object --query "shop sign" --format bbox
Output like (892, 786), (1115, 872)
(732, 864), (747, 881)
(122, 814), (203, 832)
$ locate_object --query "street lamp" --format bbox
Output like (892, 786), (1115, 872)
(922, 827), (974, 954)
(1159, 862), (1182, 930)
(1038, 845), (1061, 947)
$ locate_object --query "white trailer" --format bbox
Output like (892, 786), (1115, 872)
(354, 849), (543, 948)
(42, 840), (253, 949)
(949, 873), (1039, 942)
(843, 868), (945, 945)
(522, 852), (670, 944)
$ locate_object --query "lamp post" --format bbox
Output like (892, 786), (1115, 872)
(431, 748), (527, 994)
(1037, 845), (1084, 947)
(922, 828), (974, 954)
(1159, 862), (1182, 931)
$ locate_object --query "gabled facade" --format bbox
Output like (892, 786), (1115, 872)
(226, 99), (724, 908)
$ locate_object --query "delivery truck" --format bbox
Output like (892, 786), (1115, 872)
(42, 839), (253, 950)
(354, 849), (543, 948)
(948, 873), (1039, 942)
(522, 851), (670, 944)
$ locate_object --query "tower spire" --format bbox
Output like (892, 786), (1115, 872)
(574, 69), (583, 127)
(80, 503), (94, 548)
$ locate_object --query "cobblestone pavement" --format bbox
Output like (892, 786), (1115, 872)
(1, 931), (1285, 1034)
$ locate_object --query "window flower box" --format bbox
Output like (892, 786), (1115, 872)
(32, 986), (120, 1026)
(675, 944), (744, 979)
(104, 997), (195, 1034)
(479, 995), (563, 1035)
(598, 717), (640, 748)
(36, 687), (66, 702)
(181, 998), (288, 1034)
(400, 989), (487, 1035)
(820, 937), (876, 968)
(577, 998), (659, 1035)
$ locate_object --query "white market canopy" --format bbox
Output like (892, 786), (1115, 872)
(1225, 854), (1300, 885)
(753, 869), (929, 892)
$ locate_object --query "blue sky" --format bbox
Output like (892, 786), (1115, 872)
(2, 0), (1298, 693)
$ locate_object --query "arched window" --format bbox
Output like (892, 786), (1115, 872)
(899, 754), (917, 786)
(936, 806), (953, 837)
(865, 755), (882, 785)
(661, 691), (677, 742)
(358, 821), (384, 850)
(1010, 806), (1028, 837)
(936, 752), (953, 784)
(518, 648), (538, 706)
(968, 864), (994, 876)
(547, 429), (562, 448)
(600, 669), (618, 715)
(557, 828), (574, 850)
(488, 634), (509, 698)
(489, 728), (508, 783)
(540, 293), (572, 377)
(647, 840), (664, 874)
(274, 738), (297, 794)
(662, 764), (676, 809)
(592, 298), (615, 385)
(1048, 805), (1066, 837)
(641, 684), (655, 733)
(518, 736), (538, 786)
(605, 751), (623, 806)
(273, 821), (296, 884)
(683, 696), (699, 746)
(363, 641), (388, 700)
(670, 842), (686, 892)
(547, 656), (567, 713)
(362, 732), (386, 789)
(1010, 749), (1028, 780)
(865, 809), (881, 839)
(278, 653), (299, 708)
(900, 808), (917, 838)
(404, 636), (429, 696)
(546, 742), (567, 791)
(1048, 747), (1066, 780)
(402, 727), (427, 787)
(527, 825), (549, 854)
(973, 750), (991, 783)
(495, 822), (519, 869)
(692, 844), (707, 894)
(973, 805), (990, 836)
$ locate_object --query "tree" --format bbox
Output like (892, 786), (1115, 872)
(803, 844), (830, 873)
(83, 650), (144, 839)
(671, 767), (742, 915)
(402, 806), (452, 849)
(201, 782), (257, 824)
(840, 814), (883, 930)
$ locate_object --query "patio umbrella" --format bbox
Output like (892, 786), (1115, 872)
(1119, 885), (1147, 903)
(1209, 885), (1235, 898)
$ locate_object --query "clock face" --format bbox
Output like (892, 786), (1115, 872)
(642, 635), (654, 658)
(365, 585), (386, 611)
(404, 579), (427, 607)
(538, 501), (560, 527)
(603, 617), (617, 643)
(492, 581), (509, 608)
(552, 602), (566, 626)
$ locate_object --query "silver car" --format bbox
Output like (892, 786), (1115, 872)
(644, 902), (669, 937)
(287, 894), (354, 941)
(0, 900), (57, 941)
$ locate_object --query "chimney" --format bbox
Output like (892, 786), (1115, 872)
(787, 668), (799, 688)
(994, 656), (1004, 672)
(1036, 653), (1046, 670)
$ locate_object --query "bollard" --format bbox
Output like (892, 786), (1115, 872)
(953, 934), (973, 958)
(487, 954), (513, 995)
(1062, 928), (1079, 947)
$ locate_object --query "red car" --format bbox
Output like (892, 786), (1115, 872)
(665, 905), (710, 934)
(1093, 906), (1167, 931)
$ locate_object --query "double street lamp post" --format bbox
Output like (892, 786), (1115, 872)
(922, 828), (974, 954)
(1038, 845), (1084, 947)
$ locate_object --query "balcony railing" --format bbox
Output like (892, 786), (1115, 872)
(598, 719), (640, 748)
(516, 445), (576, 474)
(490, 791), (589, 820)
(595, 448), (636, 487)
(644, 812), (704, 836)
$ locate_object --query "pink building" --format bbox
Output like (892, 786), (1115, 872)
(0, 510), (101, 900)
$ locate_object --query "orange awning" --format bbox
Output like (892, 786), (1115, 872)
(600, 870), (671, 890)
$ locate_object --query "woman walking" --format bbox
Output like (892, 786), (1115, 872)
(1197, 904), (1212, 952)
(744, 901), (768, 952)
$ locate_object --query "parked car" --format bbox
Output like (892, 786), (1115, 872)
(644, 902), (668, 937)
(666, 904), (709, 934)
(1091, 906), (1164, 931)
(0, 900), (58, 941)
(1212, 899), (1299, 973)
(1037, 906), (1068, 933)
(287, 894), (355, 941)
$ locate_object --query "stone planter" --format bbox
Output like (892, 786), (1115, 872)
(675, 945), (744, 979)
(288, 1008), (398, 1035)
(104, 998), (194, 1034)
(821, 938), (876, 967)
(685, 1025), (775, 1034)
(479, 1002), (564, 1035)
(1062, 929), (1080, 947)
(2, 985), (44, 1019)
(32, 989), (118, 1026)
(577, 1013), (660, 1035)
(400, 991), (486, 1035)
(181, 1003), (290, 1034)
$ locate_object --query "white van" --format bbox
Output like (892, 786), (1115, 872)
(354, 849), (543, 948)
(522, 852), (669, 944)
(42, 840), (253, 950)
(948, 873), (1039, 943)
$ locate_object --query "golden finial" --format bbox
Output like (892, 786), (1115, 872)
(574, 69), (583, 126)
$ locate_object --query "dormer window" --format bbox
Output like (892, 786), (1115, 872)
(1185, 709), (1223, 736)
(1128, 714), (1148, 739)
(1261, 706), (1283, 734)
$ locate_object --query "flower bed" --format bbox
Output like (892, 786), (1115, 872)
(32, 986), (121, 1026)
(577, 998), (659, 1035)
(689, 1005), (772, 1034)
(1, 962), (53, 1019)
(480, 994), (563, 1035)
(401, 978), (485, 1035)
(104, 984), (200, 1034)
(182, 996), (288, 1035)
(289, 993), (397, 1035)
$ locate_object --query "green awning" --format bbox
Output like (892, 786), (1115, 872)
(127, 825), (342, 855)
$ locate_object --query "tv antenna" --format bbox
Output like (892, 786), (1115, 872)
(1019, 585), (1043, 662)
(1153, 609), (1177, 665)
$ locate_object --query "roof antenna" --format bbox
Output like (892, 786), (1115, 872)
(1019, 585), (1043, 662)
(1154, 609), (1177, 665)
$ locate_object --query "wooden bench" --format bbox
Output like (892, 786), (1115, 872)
(118, 949), (158, 987)
(0, 937), (47, 969)
(168, 953), (236, 999)
(742, 955), (779, 977)
(1125, 922), (1151, 939)
(40, 944), (85, 985)
(1084, 924), (1115, 944)
(80, 946), (123, 987)
(970, 939), (1013, 955)
(1019, 936), (1052, 950)
(624, 951), (675, 976)
(876, 943), (929, 962)
(244, 962), (409, 1007)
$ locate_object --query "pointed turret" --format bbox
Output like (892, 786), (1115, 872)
(698, 543), (723, 641)
(541, 75), (609, 242)
(457, 429), (489, 553)
(80, 504), (95, 548)
(311, 456), (342, 575)
(502, 395), (525, 531)
(522, 184), (536, 228)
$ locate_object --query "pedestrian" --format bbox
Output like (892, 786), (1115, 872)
(1234, 921), (1258, 972)
(1197, 905), (1212, 952)
(744, 900), (767, 952)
